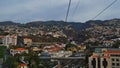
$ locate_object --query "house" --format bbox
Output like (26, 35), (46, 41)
(23, 38), (32, 46)
(43, 45), (62, 52)
(18, 64), (28, 68)
(10, 48), (28, 56)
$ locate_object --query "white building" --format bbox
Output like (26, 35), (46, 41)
(2, 35), (17, 48)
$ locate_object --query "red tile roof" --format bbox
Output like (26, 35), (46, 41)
(92, 55), (99, 58)
(15, 48), (27, 50)
(103, 50), (120, 54)
(19, 64), (27, 66)
(102, 56), (110, 58)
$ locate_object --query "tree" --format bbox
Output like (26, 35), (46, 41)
(5, 56), (19, 68)
(0, 46), (6, 58)
(65, 43), (77, 51)
(112, 40), (120, 48)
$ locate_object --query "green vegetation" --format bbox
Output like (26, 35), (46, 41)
(112, 40), (120, 48)
(65, 43), (75, 50)
(5, 56), (19, 68)
(0, 46), (6, 58)
(5, 50), (51, 68)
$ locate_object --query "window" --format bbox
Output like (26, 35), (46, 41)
(112, 63), (115, 66)
(116, 59), (119, 61)
(112, 58), (115, 61)
(116, 63), (119, 66)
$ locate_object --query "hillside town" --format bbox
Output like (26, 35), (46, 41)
(0, 19), (120, 68)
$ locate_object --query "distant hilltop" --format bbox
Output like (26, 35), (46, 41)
(0, 18), (120, 30)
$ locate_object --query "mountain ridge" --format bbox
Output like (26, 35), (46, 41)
(0, 18), (120, 30)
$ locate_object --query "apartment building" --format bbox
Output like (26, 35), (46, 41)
(2, 35), (17, 48)
(89, 48), (120, 68)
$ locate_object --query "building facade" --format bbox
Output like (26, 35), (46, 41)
(2, 35), (17, 47)
(23, 38), (32, 46)
(89, 48), (120, 68)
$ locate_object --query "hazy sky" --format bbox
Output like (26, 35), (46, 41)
(0, 0), (119, 23)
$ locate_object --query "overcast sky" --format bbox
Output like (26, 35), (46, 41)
(0, 0), (119, 23)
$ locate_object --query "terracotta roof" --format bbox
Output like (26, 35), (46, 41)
(92, 55), (99, 58)
(103, 50), (120, 54)
(15, 48), (27, 50)
(102, 56), (110, 58)
(19, 64), (27, 66)
(44, 47), (61, 52)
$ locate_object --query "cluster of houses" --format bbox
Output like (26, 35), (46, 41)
(0, 34), (32, 48)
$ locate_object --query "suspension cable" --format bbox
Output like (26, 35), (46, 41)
(92, 0), (117, 20)
(65, 0), (72, 22)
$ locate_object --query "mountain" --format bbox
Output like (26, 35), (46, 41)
(1, 18), (120, 30)
(104, 18), (120, 26)
(0, 21), (20, 26)
(85, 20), (104, 25)
(85, 18), (120, 26)
(26, 21), (91, 30)
(26, 21), (66, 27)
